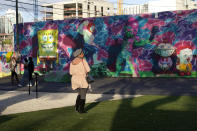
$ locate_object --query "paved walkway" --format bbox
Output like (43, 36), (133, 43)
(0, 90), (142, 115)
(1, 77), (197, 95)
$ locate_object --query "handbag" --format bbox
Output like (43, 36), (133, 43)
(82, 59), (94, 83)
(86, 74), (94, 83)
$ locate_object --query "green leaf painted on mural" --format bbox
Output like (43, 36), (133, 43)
(89, 63), (111, 78)
(125, 31), (134, 39)
(134, 39), (149, 47)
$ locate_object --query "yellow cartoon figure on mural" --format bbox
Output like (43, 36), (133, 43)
(37, 30), (58, 59)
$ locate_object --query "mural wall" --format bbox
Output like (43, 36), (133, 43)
(14, 9), (197, 78)
(0, 52), (13, 77)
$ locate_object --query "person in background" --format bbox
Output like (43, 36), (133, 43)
(10, 57), (19, 85)
(69, 48), (90, 113)
(28, 57), (34, 86)
(18, 57), (29, 87)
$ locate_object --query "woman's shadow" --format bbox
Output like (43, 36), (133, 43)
(85, 88), (115, 111)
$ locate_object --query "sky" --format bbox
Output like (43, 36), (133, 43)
(0, 0), (196, 22)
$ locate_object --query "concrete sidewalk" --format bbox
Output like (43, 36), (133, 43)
(0, 90), (142, 115)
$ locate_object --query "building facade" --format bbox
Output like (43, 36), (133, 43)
(42, 0), (114, 21)
(0, 9), (23, 52)
(123, 5), (145, 15)
(123, 0), (197, 15)
(0, 9), (23, 34)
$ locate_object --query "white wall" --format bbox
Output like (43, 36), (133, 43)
(123, 5), (144, 15)
(148, 0), (176, 13)
(82, 0), (114, 18)
(53, 4), (64, 20)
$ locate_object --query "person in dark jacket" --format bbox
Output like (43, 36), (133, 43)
(9, 57), (19, 85)
(28, 57), (34, 86)
(18, 57), (29, 87)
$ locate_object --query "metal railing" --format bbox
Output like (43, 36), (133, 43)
(28, 72), (39, 98)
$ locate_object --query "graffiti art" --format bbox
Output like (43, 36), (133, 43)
(13, 9), (197, 78)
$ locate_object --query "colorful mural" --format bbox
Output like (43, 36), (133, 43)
(0, 52), (12, 77)
(14, 9), (197, 78)
(0, 52), (23, 77)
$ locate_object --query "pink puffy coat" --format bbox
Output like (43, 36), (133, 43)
(69, 58), (90, 90)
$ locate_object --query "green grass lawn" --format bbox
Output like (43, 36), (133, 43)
(1, 95), (197, 131)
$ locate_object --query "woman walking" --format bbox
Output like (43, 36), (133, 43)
(10, 57), (19, 85)
(69, 48), (90, 113)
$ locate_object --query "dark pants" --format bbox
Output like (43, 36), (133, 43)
(77, 88), (87, 99)
(11, 71), (19, 84)
(29, 72), (32, 81)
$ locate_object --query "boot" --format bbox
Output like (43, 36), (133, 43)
(78, 99), (87, 114)
(75, 95), (80, 111)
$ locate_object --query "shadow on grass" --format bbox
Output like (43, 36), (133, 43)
(110, 96), (197, 131)
(0, 115), (15, 125)
(85, 102), (100, 112)
(106, 76), (197, 130)
(0, 107), (71, 131)
(85, 89), (115, 111)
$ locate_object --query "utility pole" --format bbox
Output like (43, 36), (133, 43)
(44, 7), (46, 21)
(16, 0), (21, 75)
(16, 0), (19, 51)
(34, 0), (38, 22)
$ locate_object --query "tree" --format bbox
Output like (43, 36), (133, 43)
(2, 39), (12, 46)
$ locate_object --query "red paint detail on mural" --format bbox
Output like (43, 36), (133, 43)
(174, 41), (196, 54)
(140, 13), (152, 18)
(106, 38), (115, 46)
(63, 63), (70, 71)
(59, 34), (77, 57)
(192, 21), (197, 28)
(43, 23), (58, 30)
(107, 60), (117, 72)
(132, 48), (143, 58)
(142, 19), (165, 30)
(128, 17), (139, 30)
(87, 22), (95, 33)
(138, 59), (152, 71)
(97, 48), (108, 60)
(112, 24), (124, 35)
(154, 32), (175, 44)
(20, 38), (32, 49)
